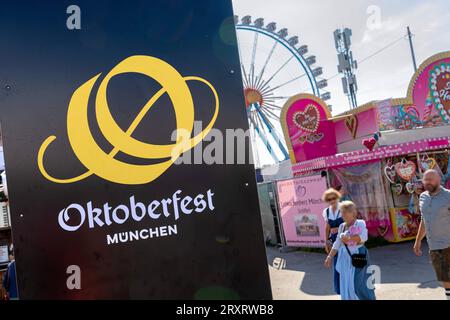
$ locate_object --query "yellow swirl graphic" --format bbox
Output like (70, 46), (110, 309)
(37, 55), (219, 185)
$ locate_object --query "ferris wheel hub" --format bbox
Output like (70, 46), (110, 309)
(244, 88), (263, 108)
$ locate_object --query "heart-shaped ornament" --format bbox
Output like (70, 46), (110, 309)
(314, 132), (324, 141)
(429, 64), (450, 122)
(345, 115), (358, 139)
(293, 104), (320, 133)
(406, 182), (415, 193)
(413, 180), (424, 193)
(391, 183), (403, 196)
(420, 157), (436, 171)
(395, 161), (417, 181)
(362, 138), (377, 151)
(298, 135), (307, 144)
(377, 225), (389, 237)
(384, 165), (397, 183)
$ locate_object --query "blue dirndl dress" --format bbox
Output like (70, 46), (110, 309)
(326, 208), (344, 295)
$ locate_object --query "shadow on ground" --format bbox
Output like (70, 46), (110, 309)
(266, 241), (440, 297)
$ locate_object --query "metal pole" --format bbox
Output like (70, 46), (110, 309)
(407, 26), (417, 72)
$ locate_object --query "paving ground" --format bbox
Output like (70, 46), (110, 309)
(267, 241), (445, 300)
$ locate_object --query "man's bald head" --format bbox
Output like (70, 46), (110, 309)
(423, 169), (441, 193)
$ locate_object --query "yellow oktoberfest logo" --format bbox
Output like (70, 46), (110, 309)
(37, 55), (219, 185)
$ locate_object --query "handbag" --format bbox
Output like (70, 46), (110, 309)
(344, 244), (367, 268)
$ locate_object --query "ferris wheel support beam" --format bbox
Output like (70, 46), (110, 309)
(249, 115), (279, 163)
(252, 102), (289, 160)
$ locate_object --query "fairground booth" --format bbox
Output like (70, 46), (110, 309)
(259, 51), (450, 248)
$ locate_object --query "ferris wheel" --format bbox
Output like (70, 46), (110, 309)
(235, 15), (330, 167)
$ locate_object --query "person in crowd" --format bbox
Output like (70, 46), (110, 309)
(2, 244), (18, 300)
(322, 188), (343, 294)
(324, 201), (376, 300)
(413, 169), (450, 300)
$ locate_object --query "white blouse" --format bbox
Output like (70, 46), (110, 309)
(332, 219), (368, 252)
(322, 206), (341, 222)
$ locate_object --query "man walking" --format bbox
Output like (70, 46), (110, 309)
(414, 169), (450, 300)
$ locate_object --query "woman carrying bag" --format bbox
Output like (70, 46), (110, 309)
(324, 201), (376, 300)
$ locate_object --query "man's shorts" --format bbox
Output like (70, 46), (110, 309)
(429, 247), (450, 282)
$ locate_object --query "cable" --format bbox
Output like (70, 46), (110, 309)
(358, 35), (407, 64)
(325, 34), (407, 82)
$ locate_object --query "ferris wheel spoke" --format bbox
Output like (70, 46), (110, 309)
(262, 106), (282, 114)
(241, 63), (250, 88)
(265, 96), (290, 100)
(236, 35), (252, 89)
(255, 78), (267, 93)
(261, 73), (306, 95)
(260, 106), (281, 121)
(249, 32), (259, 88)
(254, 41), (278, 90)
(257, 56), (295, 92)
(262, 99), (285, 106)
(263, 102), (283, 111)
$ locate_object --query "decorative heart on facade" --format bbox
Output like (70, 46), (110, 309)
(420, 157), (436, 171)
(377, 225), (389, 237)
(406, 182), (415, 193)
(362, 138), (377, 151)
(395, 161), (417, 181)
(384, 165), (397, 183)
(293, 104), (320, 133)
(429, 64), (450, 123)
(391, 183), (403, 196)
(345, 115), (358, 139)
(298, 135), (307, 144)
(314, 132), (324, 141)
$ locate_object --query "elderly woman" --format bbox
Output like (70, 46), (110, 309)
(324, 201), (376, 300)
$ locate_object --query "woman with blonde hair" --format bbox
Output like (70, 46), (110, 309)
(322, 188), (343, 294)
(324, 201), (376, 300)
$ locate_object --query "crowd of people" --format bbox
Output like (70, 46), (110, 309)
(322, 169), (450, 300)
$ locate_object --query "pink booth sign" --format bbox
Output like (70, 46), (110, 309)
(411, 52), (450, 124)
(334, 106), (379, 144)
(276, 175), (327, 248)
(281, 94), (337, 163)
